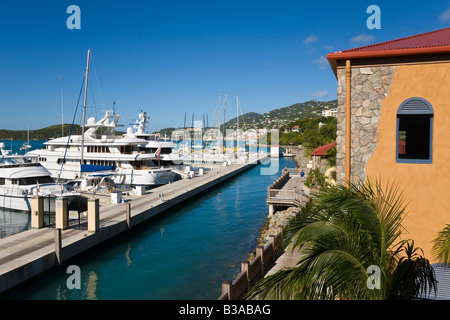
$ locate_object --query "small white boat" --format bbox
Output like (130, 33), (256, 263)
(0, 143), (80, 212)
(20, 129), (31, 152)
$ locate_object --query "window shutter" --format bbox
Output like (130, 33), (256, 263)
(397, 97), (434, 115)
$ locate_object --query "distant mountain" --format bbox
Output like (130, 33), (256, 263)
(153, 99), (337, 135)
(0, 124), (78, 141)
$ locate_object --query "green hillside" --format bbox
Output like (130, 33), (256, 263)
(223, 99), (337, 130)
(0, 124), (81, 140)
(0, 124), (125, 141)
(155, 99), (337, 135)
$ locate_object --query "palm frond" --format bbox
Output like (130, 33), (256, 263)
(247, 179), (436, 300)
(388, 240), (437, 299)
(432, 224), (450, 265)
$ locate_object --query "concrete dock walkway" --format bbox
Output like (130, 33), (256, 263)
(264, 246), (302, 277)
(0, 158), (265, 294)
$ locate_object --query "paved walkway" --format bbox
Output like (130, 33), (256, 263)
(265, 172), (308, 276)
(265, 245), (302, 277)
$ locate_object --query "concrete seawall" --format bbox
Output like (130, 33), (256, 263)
(0, 157), (267, 294)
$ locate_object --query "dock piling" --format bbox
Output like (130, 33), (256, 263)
(55, 228), (62, 265)
(221, 280), (232, 300)
(55, 198), (68, 230)
(88, 198), (99, 233)
(126, 202), (131, 229)
(241, 260), (250, 292)
(31, 196), (44, 229)
(256, 246), (264, 277)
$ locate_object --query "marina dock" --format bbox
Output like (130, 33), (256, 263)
(266, 168), (306, 215)
(0, 157), (267, 294)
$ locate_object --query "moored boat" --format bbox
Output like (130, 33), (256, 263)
(0, 143), (80, 212)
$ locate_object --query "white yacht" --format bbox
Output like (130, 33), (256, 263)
(130, 111), (192, 175)
(27, 111), (177, 186)
(0, 143), (78, 212)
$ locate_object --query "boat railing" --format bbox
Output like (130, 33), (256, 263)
(0, 161), (40, 169)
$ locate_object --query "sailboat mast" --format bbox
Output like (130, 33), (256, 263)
(80, 49), (91, 168)
(236, 96), (239, 134)
(222, 94), (227, 139)
(61, 88), (64, 137)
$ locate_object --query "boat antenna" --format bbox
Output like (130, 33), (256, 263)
(222, 94), (227, 139)
(61, 88), (64, 137)
(236, 96), (239, 134)
(80, 49), (91, 172)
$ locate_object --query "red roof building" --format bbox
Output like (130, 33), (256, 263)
(327, 27), (450, 76)
(310, 141), (336, 156)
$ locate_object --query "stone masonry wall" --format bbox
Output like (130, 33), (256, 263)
(336, 65), (397, 185)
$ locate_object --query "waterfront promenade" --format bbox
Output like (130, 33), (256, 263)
(0, 157), (265, 294)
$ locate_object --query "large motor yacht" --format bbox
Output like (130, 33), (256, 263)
(27, 111), (176, 186)
(129, 111), (191, 174)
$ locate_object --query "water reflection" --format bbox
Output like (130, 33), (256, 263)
(0, 209), (30, 238)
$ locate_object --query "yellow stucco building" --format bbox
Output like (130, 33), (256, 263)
(327, 27), (450, 261)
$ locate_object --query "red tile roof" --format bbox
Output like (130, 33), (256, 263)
(327, 27), (450, 75)
(311, 141), (336, 156)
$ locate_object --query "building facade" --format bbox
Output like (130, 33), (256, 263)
(327, 27), (450, 261)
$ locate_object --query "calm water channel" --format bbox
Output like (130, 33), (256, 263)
(0, 144), (296, 300)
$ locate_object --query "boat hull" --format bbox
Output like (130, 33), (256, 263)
(119, 167), (176, 186)
(0, 194), (34, 212)
(0, 193), (80, 213)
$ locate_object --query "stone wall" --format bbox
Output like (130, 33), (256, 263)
(336, 65), (397, 184)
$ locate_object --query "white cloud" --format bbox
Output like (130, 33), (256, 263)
(304, 35), (319, 45)
(350, 33), (376, 45)
(439, 7), (450, 21)
(314, 56), (328, 70)
(310, 90), (328, 98)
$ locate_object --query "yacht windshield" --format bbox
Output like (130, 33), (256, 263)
(0, 158), (19, 165)
(19, 176), (55, 185)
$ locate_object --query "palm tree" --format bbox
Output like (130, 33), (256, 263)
(246, 180), (437, 300)
(432, 224), (450, 265)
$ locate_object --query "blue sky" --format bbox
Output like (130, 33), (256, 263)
(1, 0), (450, 132)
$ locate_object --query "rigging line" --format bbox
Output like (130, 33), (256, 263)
(239, 99), (247, 132)
(89, 79), (99, 120)
(90, 53), (105, 114)
(210, 93), (221, 143)
(58, 75), (86, 181)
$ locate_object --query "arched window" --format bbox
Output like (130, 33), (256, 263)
(396, 97), (433, 163)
